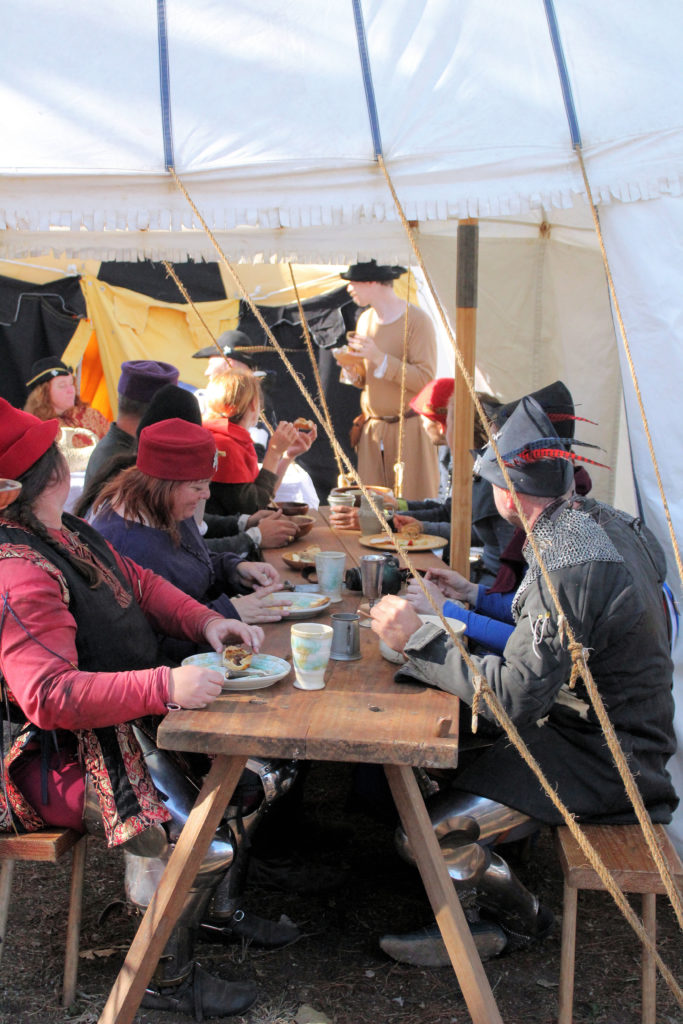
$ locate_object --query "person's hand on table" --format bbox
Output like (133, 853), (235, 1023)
(250, 509), (298, 548)
(231, 585), (293, 623)
(423, 566), (478, 606)
(329, 505), (359, 530)
(370, 594), (423, 653)
(203, 617), (264, 654)
(404, 576), (447, 615)
(237, 560), (280, 589)
(167, 618), (266, 709)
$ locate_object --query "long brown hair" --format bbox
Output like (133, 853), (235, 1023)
(205, 367), (262, 423)
(3, 443), (103, 586)
(92, 468), (182, 544)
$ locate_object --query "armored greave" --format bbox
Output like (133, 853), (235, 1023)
(395, 790), (542, 937)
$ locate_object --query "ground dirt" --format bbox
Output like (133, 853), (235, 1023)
(1, 761), (681, 1024)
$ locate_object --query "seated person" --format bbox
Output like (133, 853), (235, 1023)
(23, 356), (109, 444)
(370, 394), (677, 967)
(77, 384), (298, 553)
(90, 419), (293, 663)
(0, 398), (274, 1017)
(203, 366), (316, 516)
(83, 358), (179, 488)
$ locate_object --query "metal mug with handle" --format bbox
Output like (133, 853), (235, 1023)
(330, 612), (362, 661)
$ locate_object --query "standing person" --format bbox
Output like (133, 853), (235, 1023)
(23, 356), (109, 443)
(370, 395), (677, 966)
(0, 398), (268, 1016)
(333, 259), (439, 501)
(83, 359), (179, 487)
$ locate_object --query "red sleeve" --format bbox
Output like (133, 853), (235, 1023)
(0, 557), (178, 732)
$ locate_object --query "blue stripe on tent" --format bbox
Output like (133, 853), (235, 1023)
(157, 0), (175, 169)
(351, 0), (383, 159)
(543, 0), (582, 149)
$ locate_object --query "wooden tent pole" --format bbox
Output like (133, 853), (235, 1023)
(450, 220), (478, 575)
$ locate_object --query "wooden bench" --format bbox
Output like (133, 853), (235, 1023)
(0, 829), (87, 1006)
(555, 824), (683, 1024)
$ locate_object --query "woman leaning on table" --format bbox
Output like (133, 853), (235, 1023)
(0, 398), (267, 1017)
(89, 417), (291, 663)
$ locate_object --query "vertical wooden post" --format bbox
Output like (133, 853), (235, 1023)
(450, 219), (478, 575)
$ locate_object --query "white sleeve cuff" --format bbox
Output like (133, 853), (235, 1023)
(373, 353), (389, 378)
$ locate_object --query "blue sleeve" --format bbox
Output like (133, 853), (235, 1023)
(475, 587), (515, 624)
(443, 599), (514, 655)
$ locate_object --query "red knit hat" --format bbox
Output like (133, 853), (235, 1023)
(410, 378), (454, 425)
(137, 418), (218, 480)
(0, 398), (60, 479)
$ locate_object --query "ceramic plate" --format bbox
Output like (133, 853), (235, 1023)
(359, 533), (445, 552)
(379, 614), (466, 664)
(260, 592), (331, 617)
(181, 651), (291, 690)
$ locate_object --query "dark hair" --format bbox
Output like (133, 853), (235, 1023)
(118, 394), (149, 418)
(92, 467), (183, 544)
(4, 443), (103, 586)
(475, 393), (503, 449)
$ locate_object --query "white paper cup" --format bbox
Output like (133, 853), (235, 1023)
(314, 551), (346, 602)
(291, 623), (334, 690)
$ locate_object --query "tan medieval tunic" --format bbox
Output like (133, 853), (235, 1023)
(352, 303), (439, 500)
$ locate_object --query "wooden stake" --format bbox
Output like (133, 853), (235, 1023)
(451, 220), (478, 577)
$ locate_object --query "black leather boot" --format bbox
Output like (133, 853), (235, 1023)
(142, 963), (257, 1020)
(199, 908), (300, 948)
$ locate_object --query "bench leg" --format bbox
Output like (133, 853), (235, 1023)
(558, 881), (577, 1024)
(0, 860), (15, 964)
(62, 837), (87, 1007)
(641, 893), (656, 1024)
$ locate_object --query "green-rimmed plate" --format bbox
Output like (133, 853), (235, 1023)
(260, 592), (331, 618)
(180, 651), (291, 691)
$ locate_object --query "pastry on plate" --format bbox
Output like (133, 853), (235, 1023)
(222, 644), (253, 676)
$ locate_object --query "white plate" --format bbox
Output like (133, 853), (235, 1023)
(180, 651), (291, 690)
(379, 614), (466, 664)
(260, 592), (331, 618)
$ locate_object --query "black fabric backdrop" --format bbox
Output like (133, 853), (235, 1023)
(237, 286), (362, 499)
(98, 259), (226, 303)
(0, 274), (86, 409)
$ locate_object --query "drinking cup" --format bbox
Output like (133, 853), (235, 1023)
(291, 623), (334, 690)
(330, 612), (361, 661)
(328, 493), (352, 511)
(314, 551), (346, 602)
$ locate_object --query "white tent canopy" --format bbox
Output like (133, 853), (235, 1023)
(1, 0), (683, 849)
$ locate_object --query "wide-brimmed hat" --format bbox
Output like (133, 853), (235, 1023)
(118, 360), (179, 403)
(410, 378), (454, 425)
(137, 418), (217, 481)
(25, 357), (73, 394)
(473, 396), (575, 497)
(340, 259), (407, 283)
(0, 397), (60, 479)
(192, 329), (257, 366)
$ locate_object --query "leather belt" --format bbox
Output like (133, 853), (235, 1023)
(368, 409), (418, 424)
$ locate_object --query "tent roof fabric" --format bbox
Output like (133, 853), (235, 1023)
(1, 0), (682, 259)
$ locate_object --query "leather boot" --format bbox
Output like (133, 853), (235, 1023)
(200, 907), (299, 948)
(380, 919), (507, 967)
(142, 963), (257, 1020)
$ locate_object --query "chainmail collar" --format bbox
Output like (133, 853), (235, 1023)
(512, 499), (623, 618)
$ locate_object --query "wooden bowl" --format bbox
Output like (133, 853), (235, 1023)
(0, 479), (22, 511)
(291, 515), (315, 539)
(276, 501), (309, 516)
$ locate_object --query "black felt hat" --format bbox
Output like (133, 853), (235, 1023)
(340, 259), (407, 282)
(495, 381), (576, 440)
(192, 329), (256, 365)
(136, 384), (203, 439)
(25, 357), (72, 393)
(474, 395), (574, 497)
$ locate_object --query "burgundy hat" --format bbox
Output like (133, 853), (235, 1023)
(0, 397), (60, 479)
(118, 360), (179, 403)
(137, 418), (218, 481)
(410, 378), (454, 425)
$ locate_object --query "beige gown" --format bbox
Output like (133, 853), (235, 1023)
(352, 303), (440, 500)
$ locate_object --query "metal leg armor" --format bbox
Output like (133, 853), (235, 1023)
(380, 790), (553, 966)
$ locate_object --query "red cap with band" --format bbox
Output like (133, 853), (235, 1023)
(410, 378), (454, 425)
(137, 418), (218, 480)
(0, 398), (61, 479)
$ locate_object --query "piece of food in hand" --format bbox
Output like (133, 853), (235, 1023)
(222, 644), (253, 676)
(398, 521), (422, 540)
(293, 417), (315, 433)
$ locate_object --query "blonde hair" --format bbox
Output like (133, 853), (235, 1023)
(205, 367), (262, 423)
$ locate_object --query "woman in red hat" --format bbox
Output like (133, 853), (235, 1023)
(23, 356), (109, 444)
(0, 398), (270, 1017)
(90, 417), (291, 645)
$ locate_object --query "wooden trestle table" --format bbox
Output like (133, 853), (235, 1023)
(99, 509), (504, 1024)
